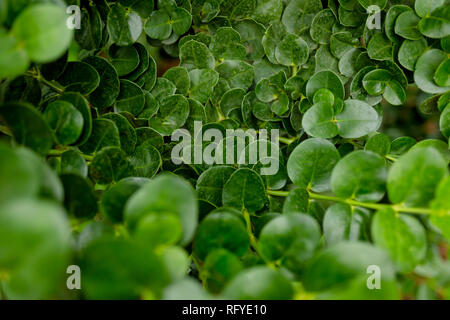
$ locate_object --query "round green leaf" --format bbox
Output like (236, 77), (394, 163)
(335, 99), (379, 139)
(0, 102), (53, 155)
(114, 79), (145, 116)
(372, 207), (427, 272)
(287, 138), (341, 192)
(145, 10), (172, 40)
(275, 34), (309, 66)
(107, 3), (143, 45)
(44, 100), (84, 145)
(109, 44), (140, 77)
(194, 211), (249, 260)
(223, 266), (293, 300)
(125, 174), (198, 245)
(331, 150), (387, 202)
(414, 49), (450, 94)
(387, 147), (448, 207)
(84, 56), (120, 110)
(222, 168), (267, 212)
(101, 177), (149, 223)
(12, 4), (72, 63)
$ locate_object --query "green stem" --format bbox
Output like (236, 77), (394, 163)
(27, 68), (64, 94)
(267, 190), (433, 215)
(243, 209), (276, 269)
(279, 136), (296, 145)
(385, 154), (398, 162)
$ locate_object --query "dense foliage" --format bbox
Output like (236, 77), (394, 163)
(0, 0), (449, 300)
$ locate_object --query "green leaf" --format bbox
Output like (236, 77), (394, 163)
(75, 6), (103, 50)
(387, 147), (448, 207)
(367, 33), (393, 61)
(210, 27), (246, 60)
(223, 267), (293, 299)
(60, 150), (88, 178)
(372, 207), (427, 272)
(414, 49), (450, 94)
(109, 44), (140, 77)
(107, 3), (142, 45)
(84, 56), (120, 110)
(125, 174), (198, 245)
(180, 40), (215, 70)
(79, 118), (120, 155)
(0, 102), (53, 155)
(0, 33), (29, 79)
(57, 61), (100, 95)
(102, 112), (137, 156)
(287, 138), (341, 192)
(323, 203), (369, 244)
(80, 239), (169, 299)
(304, 241), (397, 296)
(252, 0), (283, 25)
(430, 176), (450, 239)
(331, 150), (387, 202)
(163, 66), (190, 95)
(306, 70), (345, 102)
(204, 248), (243, 293)
(440, 104), (450, 138)
(310, 9), (336, 45)
(114, 79), (145, 116)
(188, 68), (219, 103)
(365, 132), (391, 156)
(169, 7), (192, 36)
(302, 102), (339, 138)
(398, 38), (428, 71)
(194, 211), (249, 260)
(59, 93), (92, 146)
(259, 214), (321, 268)
(60, 173), (98, 219)
(434, 58), (450, 87)
(101, 177), (149, 223)
(383, 80), (406, 106)
(145, 10), (172, 40)
(418, 6), (450, 39)
(234, 19), (266, 61)
(394, 11), (422, 40)
(126, 43), (150, 82)
(415, 0), (445, 18)
(262, 21), (287, 64)
(222, 168), (267, 212)
(12, 4), (72, 63)
(335, 99), (379, 139)
(282, 0), (322, 35)
(44, 100), (84, 145)
(275, 34), (309, 67)
(0, 200), (71, 299)
(385, 5), (413, 43)
(89, 146), (134, 184)
(130, 144), (162, 178)
(216, 60), (254, 90)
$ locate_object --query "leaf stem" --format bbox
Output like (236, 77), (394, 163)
(385, 154), (398, 162)
(242, 209), (277, 269)
(278, 136), (296, 145)
(267, 190), (433, 215)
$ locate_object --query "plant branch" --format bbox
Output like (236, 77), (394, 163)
(267, 189), (433, 215)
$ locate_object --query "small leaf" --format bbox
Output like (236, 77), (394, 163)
(372, 208), (427, 272)
(222, 168), (267, 212)
(287, 138), (340, 192)
(331, 150), (387, 202)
